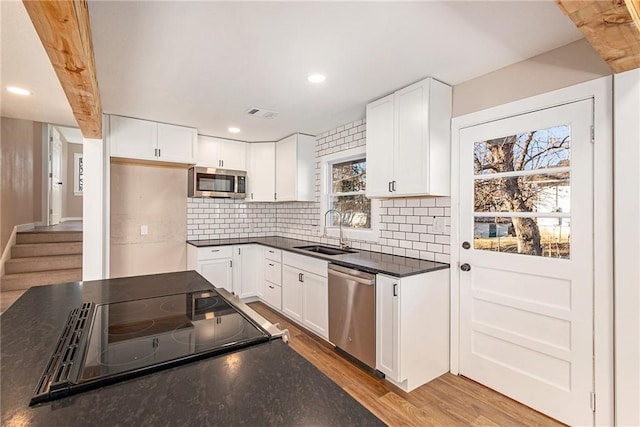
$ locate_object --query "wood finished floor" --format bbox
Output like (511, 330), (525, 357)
(248, 302), (565, 427)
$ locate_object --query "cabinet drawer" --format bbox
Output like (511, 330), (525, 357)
(263, 282), (282, 310)
(264, 247), (282, 262)
(265, 260), (282, 286)
(283, 252), (328, 278)
(197, 246), (232, 260)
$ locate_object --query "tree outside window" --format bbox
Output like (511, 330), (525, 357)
(327, 158), (370, 229)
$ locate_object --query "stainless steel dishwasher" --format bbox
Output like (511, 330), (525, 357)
(328, 264), (376, 369)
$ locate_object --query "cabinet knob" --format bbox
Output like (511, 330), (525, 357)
(462, 241), (471, 250)
(460, 263), (471, 272)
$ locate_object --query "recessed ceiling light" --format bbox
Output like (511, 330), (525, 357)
(6, 86), (31, 96)
(307, 74), (326, 83)
(228, 127), (241, 133)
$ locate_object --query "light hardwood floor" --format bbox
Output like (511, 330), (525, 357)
(249, 302), (565, 427)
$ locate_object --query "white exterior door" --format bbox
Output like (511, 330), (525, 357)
(459, 99), (594, 426)
(50, 128), (63, 225)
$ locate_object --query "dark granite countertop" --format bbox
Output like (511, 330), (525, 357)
(0, 272), (383, 426)
(188, 236), (449, 277)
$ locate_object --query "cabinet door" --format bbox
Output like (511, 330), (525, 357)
(282, 265), (303, 322)
(394, 80), (429, 196)
(302, 271), (328, 338)
(219, 139), (246, 170)
(196, 135), (222, 167)
(110, 116), (157, 161)
(376, 274), (400, 381)
(239, 245), (259, 299)
(246, 143), (275, 202)
(157, 123), (196, 164)
(365, 95), (395, 197)
(275, 135), (297, 201)
(198, 258), (232, 292)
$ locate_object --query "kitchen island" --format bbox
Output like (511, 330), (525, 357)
(0, 271), (383, 426)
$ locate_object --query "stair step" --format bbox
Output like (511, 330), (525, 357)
(1, 269), (82, 291)
(5, 254), (82, 274)
(16, 231), (82, 244)
(12, 242), (82, 258)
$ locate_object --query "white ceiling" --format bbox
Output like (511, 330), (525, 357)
(2, 1), (583, 142)
(0, 1), (76, 127)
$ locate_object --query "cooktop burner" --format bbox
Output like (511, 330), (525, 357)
(30, 289), (271, 405)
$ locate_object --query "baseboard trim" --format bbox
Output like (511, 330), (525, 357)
(61, 217), (83, 222)
(0, 226), (18, 278)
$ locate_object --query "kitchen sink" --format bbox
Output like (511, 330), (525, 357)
(294, 245), (357, 256)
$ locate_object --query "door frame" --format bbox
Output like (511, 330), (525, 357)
(450, 77), (613, 425)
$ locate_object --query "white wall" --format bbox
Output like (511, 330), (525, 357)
(614, 68), (640, 427)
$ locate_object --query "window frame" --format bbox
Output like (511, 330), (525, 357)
(320, 146), (379, 243)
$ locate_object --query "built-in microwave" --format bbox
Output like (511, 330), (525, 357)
(188, 166), (246, 198)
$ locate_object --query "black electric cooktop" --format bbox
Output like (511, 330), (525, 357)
(31, 290), (270, 405)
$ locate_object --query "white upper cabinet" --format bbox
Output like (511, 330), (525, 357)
(366, 78), (452, 197)
(275, 134), (315, 202)
(197, 135), (246, 170)
(109, 115), (196, 164)
(246, 142), (276, 202)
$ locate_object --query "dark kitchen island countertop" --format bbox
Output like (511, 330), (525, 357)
(188, 236), (449, 278)
(0, 271), (383, 426)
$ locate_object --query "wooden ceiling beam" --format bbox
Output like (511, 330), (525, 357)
(23, 0), (102, 138)
(555, 0), (640, 73)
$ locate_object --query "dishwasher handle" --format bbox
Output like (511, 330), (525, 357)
(328, 268), (375, 286)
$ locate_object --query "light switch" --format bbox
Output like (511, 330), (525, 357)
(141, 225), (149, 235)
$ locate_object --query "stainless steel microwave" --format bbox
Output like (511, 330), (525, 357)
(188, 166), (246, 198)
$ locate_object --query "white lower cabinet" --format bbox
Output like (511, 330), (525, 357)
(376, 269), (450, 392)
(199, 258), (233, 293)
(282, 265), (304, 323)
(263, 282), (282, 310)
(282, 253), (328, 339)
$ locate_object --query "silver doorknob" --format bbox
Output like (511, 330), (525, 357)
(460, 263), (471, 272)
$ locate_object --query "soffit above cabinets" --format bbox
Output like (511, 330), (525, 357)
(87, 1), (582, 142)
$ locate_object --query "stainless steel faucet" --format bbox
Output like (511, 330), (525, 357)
(323, 209), (347, 248)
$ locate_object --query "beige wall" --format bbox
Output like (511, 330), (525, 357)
(452, 39), (611, 117)
(64, 143), (83, 218)
(110, 162), (187, 278)
(0, 117), (43, 250)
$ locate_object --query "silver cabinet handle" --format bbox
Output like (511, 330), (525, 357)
(268, 263), (274, 266)
(269, 285), (274, 289)
(299, 273), (304, 283)
(392, 180), (396, 191)
(268, 250), (275, 253)
(393, 283), (398, 296)
(211, 249), (220, 252)
(229, 260), (233, 268)
(388, 181), (392, 192)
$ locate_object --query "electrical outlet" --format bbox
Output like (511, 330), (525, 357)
(141, 225), (148, 235)
(433, 217), (445, 233)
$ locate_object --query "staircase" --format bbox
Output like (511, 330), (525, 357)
(1, 231), (82, 291)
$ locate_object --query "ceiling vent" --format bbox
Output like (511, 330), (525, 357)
(245, 107), (279, 119)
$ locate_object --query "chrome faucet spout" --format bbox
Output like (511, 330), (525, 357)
(323, 209), (347, 248)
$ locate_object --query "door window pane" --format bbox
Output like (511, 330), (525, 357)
(474, 174), (570, 213)
(474, 216), (570, 259)
(474, 125), (571, 175)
